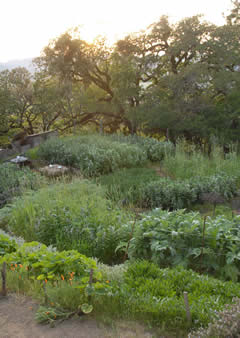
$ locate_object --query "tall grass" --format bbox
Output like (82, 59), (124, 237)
(5, 179), (132, 264)
(162, 139), (240, 181)
(96, 167), (160, 206)
(0, 163), (44, 208)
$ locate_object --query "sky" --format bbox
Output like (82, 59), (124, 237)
(0, 0), (233, 62)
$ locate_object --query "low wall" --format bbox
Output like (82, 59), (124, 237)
(0, 130), (58, 161)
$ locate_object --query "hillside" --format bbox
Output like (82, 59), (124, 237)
(0, 57), (35, 73)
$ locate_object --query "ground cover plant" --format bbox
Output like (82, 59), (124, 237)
(0, 240), (111, 321)
(4, 179), (132, 264)
(129, 209), (240, 281)
(37, 135), (148, 177)
(1, 237), (240, 333)
(97, 260), (240, 331)
(0, 163), (43, 208)
(189, 298), (240, 337)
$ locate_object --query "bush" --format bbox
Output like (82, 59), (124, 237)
(0, 234), (17, 256)
(108, 260), (240, 329)
(38, 135), (147, 176)
(129, 209), (240, 281)
(1, 241), (100, 284)
(189, 298), (240, 337)
(6, 179), (132, 264)
(141, 173), (238, 210)
(110, 134), (174, 161)
(0, 163), (42, 207)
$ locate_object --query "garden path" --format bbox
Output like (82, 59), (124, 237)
(0, 294), (154, 338)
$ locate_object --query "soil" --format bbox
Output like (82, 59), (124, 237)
(0, 294), (154, 338)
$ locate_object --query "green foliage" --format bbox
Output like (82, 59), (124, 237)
(38, 135), (147, 176)
(162, 140), (240, 180)
(141, 173), (237, 210)
(190, 298), (240, 337)
(97, 167), (160, 205)
(1, 241), (101, 283)
(129, 209), (240, 281)
(110, 134), (174, 161)
(6, 179), (131, 264)
(1, 241), (110, 319)
(0, 234), (17, 256)
(113, 261), (240, 329)
(0, 163), (43, 208)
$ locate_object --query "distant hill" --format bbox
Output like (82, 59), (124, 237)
(0, 58), (36, 73)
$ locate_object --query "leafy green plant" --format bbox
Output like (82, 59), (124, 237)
(129, 209), (240, 281)
(108, 261), (240, 329)
(0, 234), (17, 256)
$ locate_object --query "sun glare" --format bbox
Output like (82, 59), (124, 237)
(0, 0), (232, 62)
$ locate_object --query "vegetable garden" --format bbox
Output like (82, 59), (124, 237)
(1, 133), (240, 336)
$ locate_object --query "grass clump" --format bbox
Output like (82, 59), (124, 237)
(0, 163), (43, 208)
(162, 139), (240, 180)
(96, 167), (160, 205)
(5, 179), (131, 264)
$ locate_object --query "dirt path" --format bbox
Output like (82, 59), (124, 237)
(0, 294), (154, 338)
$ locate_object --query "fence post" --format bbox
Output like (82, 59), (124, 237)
(88, 269), (93, 303)
(200, 216), (207, 270)
(1, 262), (7, 296)
(183, 291), (192, 325)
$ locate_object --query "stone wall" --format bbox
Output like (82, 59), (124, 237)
(0, 130), (58, 161)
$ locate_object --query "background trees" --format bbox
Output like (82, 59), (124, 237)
(0, 5), (240, 146)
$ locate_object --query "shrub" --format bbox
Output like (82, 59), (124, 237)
(110, 133), (174, 161)
(189, 298), (240, 337)
(6, 180), (132, 264)
(0, 234), (17, 256)
(0, 163), (43, 208)
(142, 178), (197, 209)
(108, 260), (240, 329)
(141, 173), (238, 210)
(129, 209), (240, 281)
(38, 135), (147, 176)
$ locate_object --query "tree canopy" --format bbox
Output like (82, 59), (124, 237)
(1, 7), (240, 145)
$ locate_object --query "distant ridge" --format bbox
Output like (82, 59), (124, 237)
(0, 58), (36, 73)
